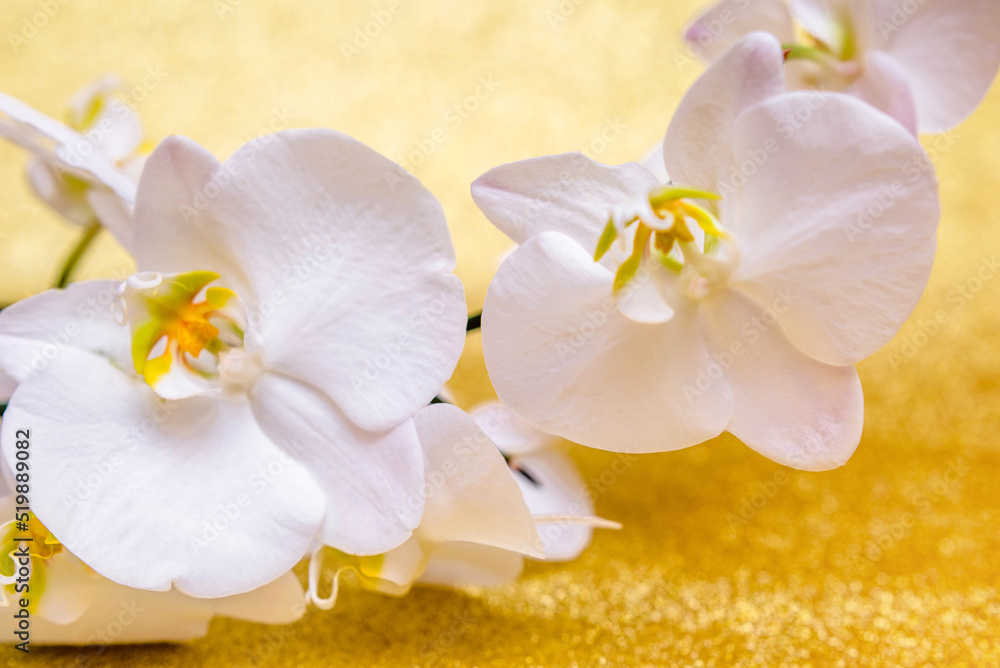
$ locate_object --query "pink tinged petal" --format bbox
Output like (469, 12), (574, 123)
(514, 448), (595, 562)
(470, 401), (558, 456)
(685, 0), (796, 62)
(847, 50), (919, 135)
(413, 403), (543, 557)
(472, 153), (658, 248)
(1, 349), (325, 598)
(703, 291), (864, 471)
(180, 129), (465, 432)
(730, 92), (939, 366)
(132, 136), (252, 298)
(34, 579), (215, 645)
(210, 570), (307, 625)
(418, 543), (524, 588)
(663, 31), (787, 202)
(482, 231), (733, 454)
(249, 373), (425, 556)
(881, 0), (1000, 133)
(0, 281), (132, 384)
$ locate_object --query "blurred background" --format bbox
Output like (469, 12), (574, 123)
(1, 0), (999, 665)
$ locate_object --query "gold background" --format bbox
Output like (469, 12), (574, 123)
(1, 0), (999, 665)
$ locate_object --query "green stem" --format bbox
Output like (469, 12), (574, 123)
(55, 220), (101, 289)
(466, 312), (482, 332)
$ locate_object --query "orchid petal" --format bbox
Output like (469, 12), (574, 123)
(685, 0), (795, 61)
(483, 231), (732, 454)
(704, 291), (864, 471)
(413, 403), (543, 557)
(731, 92), (939, 366)
(472, 153), (658, 249)
(663, 31), (786, 208)
(249, 373), (425, 556)
(1, 349), (325, 597)
(881, 0), (1000, 132)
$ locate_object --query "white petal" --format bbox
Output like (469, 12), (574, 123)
(0, 280), (131, 384)
(249, 373), (425, 556)
(132, 136), (251, 296)
(36, 552), (99, 625)
(472, 153), (658, 249)
(685, 0), (795, 61)
(87, 188), (134, 250)
(0, 91), (136, 205)
(1, 349), (325, 597)
(27, 159), (94, 227)
(140, 131), (467, 432)
(93, 100), (143, 162)
(640, 143), (669, 184)
(663, 32), (786, 196)
(418, 543), (524, 588)
(375, 534), (426, 588)
(882, 0), (1000, 132)
(703, 291), (864, 471)
(731, 92), (939, 365)
(413, 403), (543, 557)
(847, 50), (918, 135)
(469, 401), (557, 456)
(513, 448), (595, 562)
(616, 255), (676, 324)
(0, 371), (15, 403)
(482, 231), (733, 454)
(789, 0), (843, 51)
(33, 579), (214, 645)
(209, 570), (306, 625)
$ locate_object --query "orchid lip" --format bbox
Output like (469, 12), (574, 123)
(116, 270), (249, 396)
(594, 185), (739, 300)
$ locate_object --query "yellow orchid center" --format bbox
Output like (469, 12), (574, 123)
(1, 513), (62, 612)
(594, 185), (738, 299)
(121, 271), (242, 389)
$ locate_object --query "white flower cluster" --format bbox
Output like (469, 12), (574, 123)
(0, 0), (996, 646)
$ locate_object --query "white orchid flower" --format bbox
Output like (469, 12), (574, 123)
(0, 76), (144, 249)
(0, 128), (467, 598)
(0, 498), (305, 645)
(684, 0), (1000, 134)
(470, 401), (602, 562)
(471, 33), (940, 471)
(306, 403), (544, 608)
